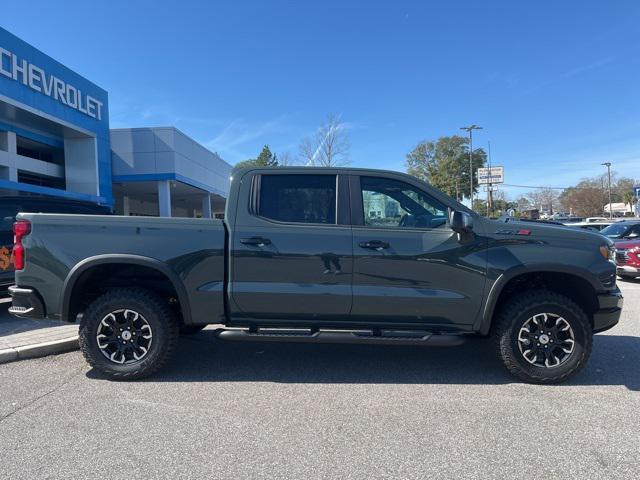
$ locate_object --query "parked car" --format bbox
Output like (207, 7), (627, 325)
(563, 221), (616, 232)
(599, 220), (640, 240)
(614, 239), (640, 279)
(9, 168), (622, 384)
(562, 216), (584, 223)
(0, 196), (112, 293)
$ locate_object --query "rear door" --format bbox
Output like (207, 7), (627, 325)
(350, 173), (487, 330)
(229, 171), (353, 323)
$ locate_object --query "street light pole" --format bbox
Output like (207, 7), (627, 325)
(602, 162), (612, 219)
(460, 125), (483, 208)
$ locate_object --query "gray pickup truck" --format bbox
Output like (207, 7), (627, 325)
(10, 167), (623, 383)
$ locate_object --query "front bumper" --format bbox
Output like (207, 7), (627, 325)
(593, 288), (623, 333)
(8, 286), (45, 319)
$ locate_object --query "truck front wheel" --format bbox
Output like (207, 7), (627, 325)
(79, 288), (179, 380)
(494, 290), (593, 384)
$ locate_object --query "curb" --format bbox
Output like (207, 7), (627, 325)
(0, 336), (79, 365)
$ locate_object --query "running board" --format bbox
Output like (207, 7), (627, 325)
(215, 328), (466, 347)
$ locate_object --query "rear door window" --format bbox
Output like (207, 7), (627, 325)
(258, 174), (337, 224)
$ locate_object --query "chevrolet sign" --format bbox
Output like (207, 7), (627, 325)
(0, 47), (104, 120)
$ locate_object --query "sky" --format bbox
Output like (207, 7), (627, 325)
(4, 1), (640, 198)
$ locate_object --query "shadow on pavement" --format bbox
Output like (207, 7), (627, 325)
(85, 329), (640, 390)
(0, 304), (75, 337)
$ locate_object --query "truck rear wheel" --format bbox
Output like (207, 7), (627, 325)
(494, 290), (592, 384)
(79, 288), (179, 380)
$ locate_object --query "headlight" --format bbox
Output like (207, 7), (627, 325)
(599, 244), (615, 261)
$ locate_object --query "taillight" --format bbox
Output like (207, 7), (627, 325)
(13, 219), (31, 270)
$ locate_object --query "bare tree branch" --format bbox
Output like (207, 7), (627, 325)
(315, 114), (350, 167)
(298, 114), (351, 167)
(298, 136), (317, 166)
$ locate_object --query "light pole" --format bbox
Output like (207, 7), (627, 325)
(460, 125), (483, 208)
(602, 162), (612, 219)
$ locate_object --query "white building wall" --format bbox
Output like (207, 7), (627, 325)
(110, 127), (232, 197)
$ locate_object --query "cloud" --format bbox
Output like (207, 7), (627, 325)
(108, 94), (229, 130)
(205, 116), (292, 161)
(523, 56), (617, 94)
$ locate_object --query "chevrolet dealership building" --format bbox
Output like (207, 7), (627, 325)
(0, 27), (231, 217)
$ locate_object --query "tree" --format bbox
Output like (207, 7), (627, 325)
(559, 179), (606, 216)
(233, 145), (278, 171)
(515, 196), (532, 213)
(472, 198), (487, 214)
(615, 177), (637, 210)
(527, 187), (561, 214)
(299, 114), (351, 166)
(255, 145), (278, 166)
(614, 177), (634, 199)
(278, 151), (297, 166)
(622, 190), (636, 211)
(405, 135), (486, 201)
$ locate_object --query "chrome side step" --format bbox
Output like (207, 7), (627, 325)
(215, 328), (466, 347)
(8, 306), (34, 315)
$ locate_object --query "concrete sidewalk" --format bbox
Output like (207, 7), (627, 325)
(0, 301), (78, 364)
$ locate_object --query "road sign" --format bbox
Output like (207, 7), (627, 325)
(483, 185), (499, 192)
(477, 166), (504, 185)
(634, 186), (640, 197)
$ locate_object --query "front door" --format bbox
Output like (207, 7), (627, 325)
(350, 174), (487, 330)
(230, 172), (352, 323)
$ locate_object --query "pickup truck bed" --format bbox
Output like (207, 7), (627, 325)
(13, 214), (226, 325)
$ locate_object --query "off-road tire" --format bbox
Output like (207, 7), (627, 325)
(494, 290), (592, 384)
(179, 324), (207, 335)
(79, 288), (179, 380)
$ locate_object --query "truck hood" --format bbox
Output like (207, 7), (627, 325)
(483, 218), (612, 245)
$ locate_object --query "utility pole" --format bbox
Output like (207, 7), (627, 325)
(460, 125), (483, 209)
(486, 141), (493, 217)
(602, 162), (612, 219)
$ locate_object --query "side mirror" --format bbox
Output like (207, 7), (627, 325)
(449, 210), (473, 234)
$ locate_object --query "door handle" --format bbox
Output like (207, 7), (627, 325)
(240, 237), (271, 247)
(359, 240), (389, 251)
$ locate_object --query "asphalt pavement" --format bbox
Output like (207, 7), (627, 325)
(0, 281), (638, 479)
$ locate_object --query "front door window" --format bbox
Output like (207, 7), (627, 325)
(360, 176), (447, 229)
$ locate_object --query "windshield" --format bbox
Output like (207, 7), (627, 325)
(600, 223), (633, 239)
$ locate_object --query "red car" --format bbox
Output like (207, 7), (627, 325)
(615, 239), (640, 279)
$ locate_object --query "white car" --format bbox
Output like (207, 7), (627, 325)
(563, 221), (615, 232)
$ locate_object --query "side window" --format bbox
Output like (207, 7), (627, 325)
(258, 174), (337, 224)
(360, 176), (447, 229)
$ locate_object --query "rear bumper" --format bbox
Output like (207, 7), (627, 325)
(593, 288), (623, 333)
(8, 286), (45, 319)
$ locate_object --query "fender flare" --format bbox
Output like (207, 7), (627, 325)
(476, 263), (600, 335)
(61, 254), (192, 324)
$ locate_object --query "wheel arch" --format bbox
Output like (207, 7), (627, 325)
(478, 264), (601, 335)
(61, 254), (192, 324)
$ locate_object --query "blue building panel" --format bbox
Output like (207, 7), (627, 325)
(0, 27), (112, 204)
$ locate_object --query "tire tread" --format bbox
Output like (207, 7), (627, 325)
(494, 290), (592, 384)
(79, 288), (179, 380)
